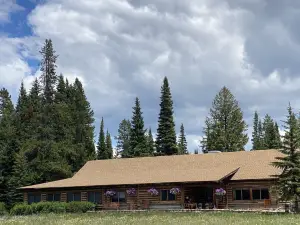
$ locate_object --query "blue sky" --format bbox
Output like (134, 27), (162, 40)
(2, 0), (300, 152)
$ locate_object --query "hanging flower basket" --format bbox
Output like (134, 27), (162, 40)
(105, 190), (116, 197)
(170, 187), (181, 195)
(126, 188), (136, 196)
(147, 188), (159, 196)
(215, 188), (226, 196)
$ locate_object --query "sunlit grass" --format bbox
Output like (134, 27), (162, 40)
(1, 211), (300, 225)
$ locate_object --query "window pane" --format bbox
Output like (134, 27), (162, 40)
(234, 190), (242, 200)
(252, 189), (261, 200)
(47, 194), (54, 202)
(111, 194), (118, 202)
(54, 193), (60, 201)
(88, 192), (95, 203)
(242, 189), (250, 200)
(67, 193), (73, 202)
(168, 191), (175, 201)
(261, 189), (269, 199)
(74, 192), (81, 201)
(161, 190), (168, 201)
(118, 192), (126, 203)
(28, 194), (35, 204)
(95, 192), (101, 204)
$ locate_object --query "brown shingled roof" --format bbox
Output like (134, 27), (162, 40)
(20, 149), (283, 190)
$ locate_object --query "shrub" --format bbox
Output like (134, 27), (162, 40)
(0, 202), (7, 216)
(10, 201), (94, 215)
(66, 201), (95, 213)
(10, 203), (31, 215)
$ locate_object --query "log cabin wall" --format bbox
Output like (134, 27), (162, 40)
(226, 180), (278, 209)
(23, 192), (28, 203)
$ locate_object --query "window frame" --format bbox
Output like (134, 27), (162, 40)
(67, 192), (81, 202)
(252, 188), (270, 200)
(233, 188), (270, 201)
(111, 191), (126, 203)
(88, 191), (102, 204)
(160, 189), (176, 201)
(28, 193), (41, 204)
(47, 193), (61, 202)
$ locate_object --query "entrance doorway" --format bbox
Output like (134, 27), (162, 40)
(185, 187), (214, 209)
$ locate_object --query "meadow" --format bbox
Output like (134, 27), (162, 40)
(1, 211), (300, 225)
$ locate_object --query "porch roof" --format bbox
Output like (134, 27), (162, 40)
(20, 149), (283, 190)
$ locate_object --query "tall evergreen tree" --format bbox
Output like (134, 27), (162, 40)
(146, 127), (155, 156)
(272, 104), (300, 211)
(156, 77), (177, 155)
(71, 78), (96, 163)
(105, 130), (113, 159)
(252, 111), (260, 150)
(257, 119), (264, 149)
(260, 114), (282, 150)
(126, 97), (148, 158)
(115, 119), (131, 157)
(274, 122), (282, 148)
(0, 88), (17, 204)
(201, 117), (214, 153)
(97, 117), (108, 159)
(178, 123), (188, 154)
(39, 39), (58, 104)
(201, 86), (248, 152)
(6, 153), (31, 206)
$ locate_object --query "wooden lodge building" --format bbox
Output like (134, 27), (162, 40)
(20, 149), (283, 210)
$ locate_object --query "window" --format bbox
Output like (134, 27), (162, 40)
(47, 193), (61, 202)
(161, 190), (176, 201)
(28, 193), (41, 204)
(67, 192), (81, 202)
(111, 191), (126, 203)
(234, 188), (270, 201)
(252, 188), (269, 200)
(88, 192), (102, 204)
(234, 189), (250, 200)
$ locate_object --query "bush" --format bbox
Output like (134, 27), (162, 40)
(10, 201), (94, 215)
(0, 202), (7, 216)
(10, 203), (31, 215)
(66, 201), (95, 213)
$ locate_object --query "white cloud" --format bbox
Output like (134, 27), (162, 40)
(0, 38), (31, 88)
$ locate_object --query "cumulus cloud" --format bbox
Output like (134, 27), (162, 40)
(2, 0), (300, 151)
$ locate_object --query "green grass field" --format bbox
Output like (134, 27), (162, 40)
(1, 211), (300, 225)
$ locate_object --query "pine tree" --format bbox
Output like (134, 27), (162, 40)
(40, 39), (58, 104)
(178, 123), (188, 154)
(257, 119), (264, 149)
(71, 78), (96, 163)
(97, 117), (108, 159)
(260, 114), (282, 150)
(201, 117), (214, 153)
(126, 97), (148, 158)
(156, 77), (177, 155)
(0, 88), (17, 204)
(194, 149), (199, 154)
(274, 122), (282, 148)
(105, 130), (113, 159)
(6, 153), (31, 206)
(146, 127), (155, 156)
(272, 104), (300, 212)
(115, 119), (131, 157)
(201, 86), (248, 152)
(252, 111), (260, 150)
